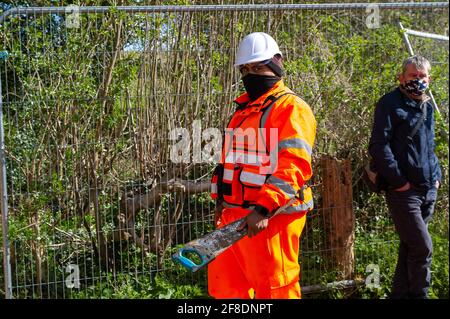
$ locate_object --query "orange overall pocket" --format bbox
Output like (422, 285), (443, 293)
(222, 164), (244, 205)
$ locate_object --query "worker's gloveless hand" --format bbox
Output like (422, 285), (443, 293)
(238, 209), (269, 238)
(214, 200), (224, 226)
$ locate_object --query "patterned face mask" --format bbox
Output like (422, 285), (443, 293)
(401, 78), (429, 97)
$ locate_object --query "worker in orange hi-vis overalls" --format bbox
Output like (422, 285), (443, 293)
(208, 32), (317, 299)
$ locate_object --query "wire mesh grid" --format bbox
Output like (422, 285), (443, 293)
(0, 2), (448, 299)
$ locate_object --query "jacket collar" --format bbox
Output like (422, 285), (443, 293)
(234, 80), (288, 112)
(398, 86), (430, 109)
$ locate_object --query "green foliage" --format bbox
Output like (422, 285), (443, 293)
(428, 224), (449, 299)
(69, 272), (206, 299)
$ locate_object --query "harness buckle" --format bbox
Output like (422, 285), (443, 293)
(297, 185), (305, 202)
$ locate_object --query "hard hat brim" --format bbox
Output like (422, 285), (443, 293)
(234, 55), (281, 67)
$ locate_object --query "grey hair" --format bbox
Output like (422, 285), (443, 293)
(402, 55), (431, 74)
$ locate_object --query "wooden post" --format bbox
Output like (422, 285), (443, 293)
(321, 156), (355, 280)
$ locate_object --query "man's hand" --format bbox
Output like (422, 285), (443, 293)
(435, 181), (440, 189)
(237, 209), (269, 238)
(214, 200), (224, 226)
(394, 182), (411, 192)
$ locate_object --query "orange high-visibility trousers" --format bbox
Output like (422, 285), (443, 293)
(208, 207), (306, 299)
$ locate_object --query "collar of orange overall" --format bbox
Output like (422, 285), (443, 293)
(233, 80), (287, 115)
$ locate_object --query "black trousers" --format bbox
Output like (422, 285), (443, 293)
(386, 186), (437, 299)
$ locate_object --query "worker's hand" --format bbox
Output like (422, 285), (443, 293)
(237, 209), (269, 238)
(214, 200), (224, 226)
(435, 180), (440, 189)
(394, 182), (411, 192)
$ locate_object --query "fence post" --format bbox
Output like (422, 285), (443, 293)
(321, 156), (355, 280)
(0, 51), (13, 299)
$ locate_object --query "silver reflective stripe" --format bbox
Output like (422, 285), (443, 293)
(260, 93), (292, 129)
(211, 183), (217, 194)
(266, 175), (296, 197)
(222, 202), (255, 210)
(224, 151), (266, 166)
(278, 138), (312, 155)
(284, 199), (314, 213)
(260, 103), (276, 130)
(223, 168), (234, 181)
(260, 93), (296, 151)
(240, 170), (266, 186)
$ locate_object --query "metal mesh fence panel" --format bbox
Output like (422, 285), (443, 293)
(0, 2), (448, 299)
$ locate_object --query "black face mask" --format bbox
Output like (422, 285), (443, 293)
(242, 74), (281, 101)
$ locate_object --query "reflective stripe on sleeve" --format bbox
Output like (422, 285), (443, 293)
(266, 175), (297, 197)
(284, 199), (314, 213)
(278, 137), (312, 155)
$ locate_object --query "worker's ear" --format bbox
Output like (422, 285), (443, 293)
(397, 72), (404, 83)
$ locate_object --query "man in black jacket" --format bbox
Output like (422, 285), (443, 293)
(369, 55), (441, 299)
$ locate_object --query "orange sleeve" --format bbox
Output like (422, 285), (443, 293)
(256, 97), (316, 212)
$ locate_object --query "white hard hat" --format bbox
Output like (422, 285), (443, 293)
(234, 32), (282, 67)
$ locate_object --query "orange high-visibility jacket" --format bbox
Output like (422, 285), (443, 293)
(211, 80), (316, 215)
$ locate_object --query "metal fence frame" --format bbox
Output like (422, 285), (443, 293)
(1, 2), (450, 23)
(1, 2), (449, 299)
(398, 21), (449, 115)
